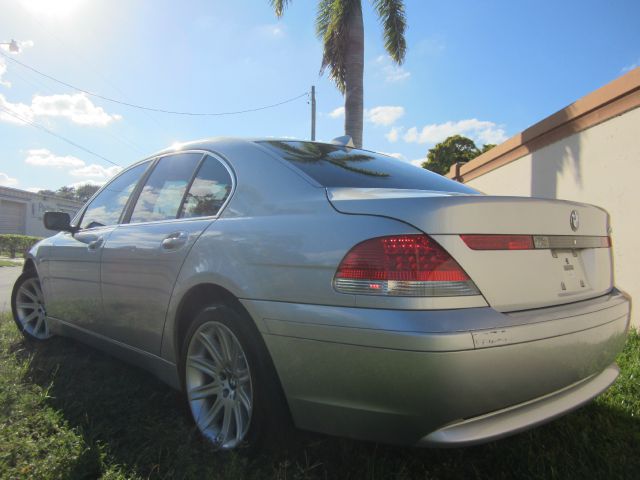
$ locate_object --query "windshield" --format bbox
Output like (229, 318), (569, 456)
(261, 140), (478, 194)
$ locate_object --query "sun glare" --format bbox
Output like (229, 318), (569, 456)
(20, 0), (87, 19)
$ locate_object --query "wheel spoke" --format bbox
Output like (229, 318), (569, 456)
(189, 381), (222, 401)
(236, 368), (250, 386)
(22, 310), (39, 326)
(198, 331), (224, 366)
(32, 282), (44, 303)
(34, 316), (44, 335)
(233, 402), (244, 442)
(20, 288), (38, 303)
(237, 387), (251, 413)
(220, 403), (233, 441)
(200, 396), (224, 430)
(188, 356), (218, 378)
(17, 302), (38, 310)
(218, 328), (235, 364)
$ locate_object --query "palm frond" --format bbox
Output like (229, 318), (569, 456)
(315, 0), (358, 93)
(270, 0), (292, 18)
(371, 0), (406, 63)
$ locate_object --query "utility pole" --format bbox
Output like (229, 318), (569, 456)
(310, 85), (316, 141)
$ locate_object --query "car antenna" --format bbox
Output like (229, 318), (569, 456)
(330, 135), (355, 147)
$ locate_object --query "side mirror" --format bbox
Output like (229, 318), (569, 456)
(44, 211), (76, 233)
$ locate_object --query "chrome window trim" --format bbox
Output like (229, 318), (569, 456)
(120, 149), (237, 228)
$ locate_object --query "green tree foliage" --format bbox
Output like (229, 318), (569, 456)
(0, 234), (42, 258)
(75, 184), (100, 202)
(38, 184), (100, 203)
(270, 0), (407, 148)
(422, 135), (496, 175)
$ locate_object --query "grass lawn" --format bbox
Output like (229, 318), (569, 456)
(0, 260), (20, 268)
(0, 313), (638, 480)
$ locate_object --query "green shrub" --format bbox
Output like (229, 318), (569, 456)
(0, 234), (42, 258)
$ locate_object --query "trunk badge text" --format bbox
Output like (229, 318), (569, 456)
(570, 210), (580, 231)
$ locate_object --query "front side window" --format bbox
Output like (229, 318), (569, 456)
(129, 153), (202, 223)
(80, 162), (150, 229)
(180, 156), (233, 218)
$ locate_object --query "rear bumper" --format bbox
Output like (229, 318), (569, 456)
(242, 289), (630, 446)
(419, 364), (619, 447)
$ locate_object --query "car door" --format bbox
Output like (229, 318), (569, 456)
(99, 152), (234, 354)
(47, 161), (151, 328)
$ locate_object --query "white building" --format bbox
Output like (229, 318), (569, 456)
(448, 67), (639, 326)
(0, 186), (83, 237)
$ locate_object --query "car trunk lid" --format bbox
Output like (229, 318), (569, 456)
(327, 188), (613, 311)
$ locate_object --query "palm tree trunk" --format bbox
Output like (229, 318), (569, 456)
(344, 1), (364, 148)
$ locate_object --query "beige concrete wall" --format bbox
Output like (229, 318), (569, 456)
(468, 107), (640, 326)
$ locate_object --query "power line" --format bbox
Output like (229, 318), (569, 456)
(8, 68), (148, 156)
(0, 105), (120, 167)
(0, 50), (309, 116)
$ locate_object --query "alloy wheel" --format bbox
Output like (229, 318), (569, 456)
(15, 277), (51, 340)
(185, 321), (253, 449)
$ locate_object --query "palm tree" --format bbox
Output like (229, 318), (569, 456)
(270, 0), (407, 148)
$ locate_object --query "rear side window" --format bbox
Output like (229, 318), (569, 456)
(262, 141), (478, 194)
(180, 155), (233, 218)
(130, 153), (202, 223)
(80, 161), (150, 229)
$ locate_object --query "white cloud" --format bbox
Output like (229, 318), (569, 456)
(406, 158), (424, 167)
(366, 106), (404, 126)
(329, 105), (404, 127)
(621, 60), (638, 74)
(375, 55), (411, 83)
(0, 94), (34, 124)
(31, 93), (121, 126)
(25, 187), (45, 193)
(25, 148), (85, 168)
(329, 106), (345, 118)
(385, 126), (403, 142)
(402, 119), (508, 146)
(67, 179), (105, 188)
(257, 23), (285, 37)
(0, 172), (18, 187)
(0, 92), (120, 126)
(70, 163), (122, 179)
(0, 60), (10, 88)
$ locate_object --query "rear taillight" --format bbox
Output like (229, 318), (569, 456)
(333, 235), (479, 297)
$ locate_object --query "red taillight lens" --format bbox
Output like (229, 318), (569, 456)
(461, 234), (534, 250)
(334, 235), (479, 297)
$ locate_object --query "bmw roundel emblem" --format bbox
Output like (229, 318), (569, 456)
(570, 210), (579, 231)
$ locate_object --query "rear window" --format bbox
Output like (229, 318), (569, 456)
(261, 141), (478, 194)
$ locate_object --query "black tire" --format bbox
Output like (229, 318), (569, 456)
(179, 304), (291, 452)
(11, 269), (52, 341)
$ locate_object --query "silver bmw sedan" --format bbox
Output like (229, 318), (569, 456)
(11, 138), (631, 450)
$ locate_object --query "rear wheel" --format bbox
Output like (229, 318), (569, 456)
(11, 271), (52, 341)
(180, 305), (287, 450)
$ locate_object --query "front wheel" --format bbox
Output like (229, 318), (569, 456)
(11, 270), (52, 341)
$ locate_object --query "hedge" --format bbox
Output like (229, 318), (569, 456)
(0, 234), (42, 259)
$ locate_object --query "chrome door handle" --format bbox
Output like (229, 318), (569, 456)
(87, 237), (104, 250)
(162, 231), (189, 250)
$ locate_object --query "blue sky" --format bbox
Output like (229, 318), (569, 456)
(0, 0), (638, 192)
